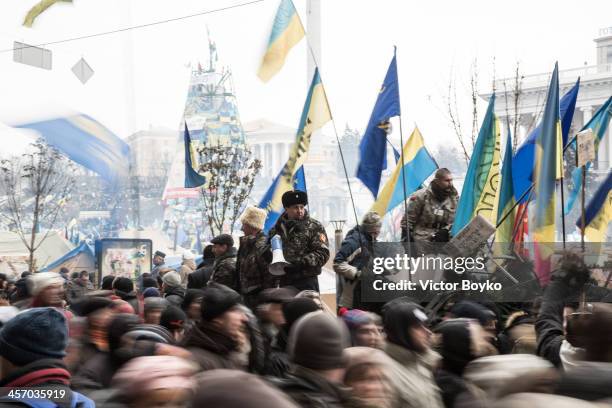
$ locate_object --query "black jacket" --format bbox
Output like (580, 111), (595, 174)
(187, 265), (214, 289)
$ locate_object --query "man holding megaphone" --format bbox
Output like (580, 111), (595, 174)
(267, 190), (330, 292)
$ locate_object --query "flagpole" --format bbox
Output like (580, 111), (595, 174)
(580, 164), (586, 251)
(559, 170), (567, 249)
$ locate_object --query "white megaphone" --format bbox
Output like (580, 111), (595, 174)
(269, 234), (289, 276)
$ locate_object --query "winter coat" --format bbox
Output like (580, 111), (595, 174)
(210, 248), (238, 291)
(333, 226), (373, 309)
(178, 259), (196, 284)
(400, 184), (458, 242)
(384, 342), (444, 408)
(182, 322), (242, 372)
(267, 212), (330, 292)
(268, 365), (351, 408)
(164, 285), (185, 308)
(237, 232), (272, 297)
(187, 264), (214, 289)
(0, 359), (94, 408)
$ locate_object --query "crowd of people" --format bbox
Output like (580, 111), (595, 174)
(0, 187), (610, 408)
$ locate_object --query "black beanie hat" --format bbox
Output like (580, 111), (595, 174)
(101, 275), (116, 290)
(0, 307), (68, 365)
(200, 283), (242, 321)
(160, 305), (187, 332)
(282, 297), (320, 329)
(72, 296), (114, 317)
(288, 312), (348, 370)
(113, 277), (134, 294)
(383, 300), (428, 350)
(142, 277), (158, 289)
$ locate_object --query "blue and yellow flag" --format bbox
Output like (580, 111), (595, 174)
(356, 50), (401, 197)
(15, 113), (130, 184)
(495, 125), (516, 246)
(451, 94), (501, 236)
(577, 170), (612, 242)
(257, 0), (305, 82)
(533, 63), (562, 243)
(371, 127), (437, 216)
(184, 123), (206, 188)
(565, 97), (612, 214)
(258, 69), (331, 231)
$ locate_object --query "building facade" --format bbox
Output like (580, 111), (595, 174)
(125, 126), (177, 178)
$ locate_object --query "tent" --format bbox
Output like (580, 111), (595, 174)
(41, 241), (96, 275)
(0, 231), (73, 278)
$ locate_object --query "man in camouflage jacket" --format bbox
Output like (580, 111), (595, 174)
(401, 168), (459, 246)
(236, 206), (272, 308)
(268, 190), (330, 292)
(209, 234), (238, 291)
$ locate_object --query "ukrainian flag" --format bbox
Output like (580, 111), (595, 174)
(259, 69), (331, 230)
(577, 170), (612, 242)
(258, 0), (305, 82)
(495, 125), (516, 247)
(14, 113), (130, 184)
(451, 94), (501, 236)
(371, 127), (437, 216)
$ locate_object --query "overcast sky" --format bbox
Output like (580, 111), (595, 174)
(0, 0), (610, 156)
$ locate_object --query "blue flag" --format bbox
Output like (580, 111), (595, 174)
(14, 113), (130, 184)
(565, 97), (612, 214)
(184, 123), (206, 188)
(356, 49), (401, 197)
(512, 79), (579, 203)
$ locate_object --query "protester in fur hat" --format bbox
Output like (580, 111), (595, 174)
(0, 308), (94, 408)
(267, 190), (330, 292)
(334, 211), (382, 310)
(382, 299), (443, 408)
(269, 311), (351, 408)
(181, 283), (247, 371)
(237, 206), (273, 308)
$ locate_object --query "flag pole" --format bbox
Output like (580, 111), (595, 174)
(559, 167), (567, 249)
(580, 164), (586, 251)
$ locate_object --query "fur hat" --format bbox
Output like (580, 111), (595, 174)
(282, 190), (307, 208)
(240, 206), (267, 230)
(361, 211), (382, 233)
(27, 272), (64, 297)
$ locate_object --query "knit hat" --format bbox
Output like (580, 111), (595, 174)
(27, 272), (64, 297)
(282, 297), (320, 329)
(211, 234), (234, 247)
(288, 311), (349, 370)
(162, 271), (182, 288)
(113, 356), (197, 396)
(240, 206), (267, 230)
(192, 370), (299, 408)
(144, 297), (168, 313)
(282, 190), (307, 208)
(0, 307), (68, 365)
(383, 300), (428, 350)
(200, 283), (241, 321)
(113, 277), (134, 294)
(361, 211), (382, 234)
(124, 324), (174, 344)
(160, 305), (187, 332)
(142, 287), (161, 298)
(72, 296), (114, 317)
(101, 275), (116, 290)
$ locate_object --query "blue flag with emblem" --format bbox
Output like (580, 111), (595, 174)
(183, 123), (206, 188)
(356, 49), (401, 197)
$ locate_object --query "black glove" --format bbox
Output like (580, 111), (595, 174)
(283, 264), (302, 275)
(432, 229), (450, 243)
(551, 252), (590, 290)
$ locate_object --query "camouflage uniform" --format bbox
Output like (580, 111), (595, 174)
(209, 247), (238, 291)
(236, 231), (272, 307)
(401, 184), (459, 243)
(268, 212), (330, 292)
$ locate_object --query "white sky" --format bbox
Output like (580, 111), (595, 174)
(0, 0), (610, 156)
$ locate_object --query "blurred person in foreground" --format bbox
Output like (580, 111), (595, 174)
(340, 309), (384, 349)
(343, 347), (398, 408)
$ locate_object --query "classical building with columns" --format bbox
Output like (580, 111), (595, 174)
(483, 27), (612, 173)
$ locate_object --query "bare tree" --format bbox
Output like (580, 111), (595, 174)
(0, 140), (75, 271)
(197, 143), (261, 236)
